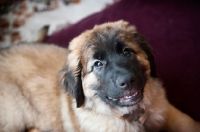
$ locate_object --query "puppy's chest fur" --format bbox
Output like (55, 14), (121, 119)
(76, 114), (144, 132)
(61, 94), (147, 132)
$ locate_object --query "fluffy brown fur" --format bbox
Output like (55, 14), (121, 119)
(0, 21), (199, 132)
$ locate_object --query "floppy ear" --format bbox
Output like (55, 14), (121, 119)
(133, 33), (157, 77)
(61, 60), (85, 108)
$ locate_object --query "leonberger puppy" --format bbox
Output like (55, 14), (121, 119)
(0, 21), (199, 132)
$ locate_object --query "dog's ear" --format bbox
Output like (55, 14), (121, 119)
(61, 60), (85, 108)
(133, 33), (157, 77)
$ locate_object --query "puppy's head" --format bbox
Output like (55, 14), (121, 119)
(61, 20), (156, 109)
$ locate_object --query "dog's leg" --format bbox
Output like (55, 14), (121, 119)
(164, 103), (200, 132)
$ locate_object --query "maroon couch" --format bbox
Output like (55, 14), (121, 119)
(45, 0), (200, 121)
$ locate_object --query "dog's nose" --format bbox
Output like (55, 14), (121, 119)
(116, 74), (134, 89)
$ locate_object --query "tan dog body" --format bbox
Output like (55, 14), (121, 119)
(0, 21), (199, 132)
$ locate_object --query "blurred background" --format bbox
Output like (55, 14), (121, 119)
(0, 0), (117, 48)
(0, 0), (200, 122)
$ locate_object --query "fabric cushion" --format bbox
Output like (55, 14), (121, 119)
(45, 0), (200, 121)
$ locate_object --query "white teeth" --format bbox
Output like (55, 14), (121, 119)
(124, 95), (132, 99)
(108, 97), (118, 101)
(124, 91), (138, 99)
(108, 91), (139, 101)
(133, 91), (138, 96)
(108, 97), (112, 99)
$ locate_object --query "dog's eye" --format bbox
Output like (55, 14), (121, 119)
(94, 61), (103, 67)
(123, 48), (131, 56)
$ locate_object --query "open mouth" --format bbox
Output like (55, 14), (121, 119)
(108, 91), (139, 101)
(106, 90), (143, 106)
